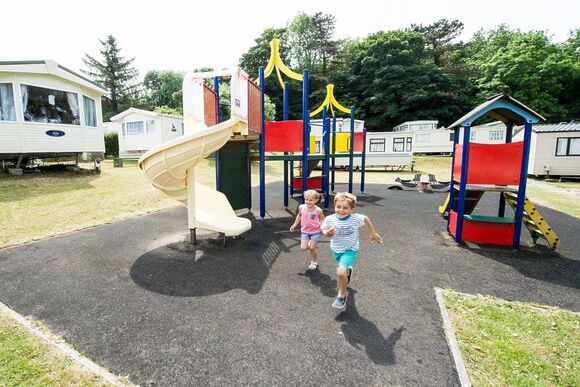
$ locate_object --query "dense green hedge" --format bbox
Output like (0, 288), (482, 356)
(104, 132), (119, 158)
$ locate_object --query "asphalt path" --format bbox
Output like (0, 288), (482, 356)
(0, 183), (578, 386)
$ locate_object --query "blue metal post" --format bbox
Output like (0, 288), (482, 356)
(513, 122), (532, 250)
(348, 107), (355, 193)
(259, 67), (266, 218)
(322, 107), (330, 208)
(213, 76), (221, 191)
(455, 125), (471, 244)
(331, 116), (337, 192)
(301, 70), (309, 203)
(360, 128), (366, 192)
(447, 128), (460, 232)
(283, 82), (289, 207)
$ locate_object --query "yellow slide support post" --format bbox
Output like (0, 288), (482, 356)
(503, 192), (560, 249)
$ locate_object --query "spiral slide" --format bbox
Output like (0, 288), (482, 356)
(138, 68), (252, 237)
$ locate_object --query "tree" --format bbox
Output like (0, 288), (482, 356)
(82, 35), (139, 121)
(142, 70), (184, 112)
(411, 19), (464, 67)
(287, 12), (339, 75)
(466, 26), (579, 121)
(335, 30), (475, 130)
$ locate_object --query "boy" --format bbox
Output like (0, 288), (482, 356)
(321, 192), (383, 309)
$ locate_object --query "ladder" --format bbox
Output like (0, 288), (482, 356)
(503, 192), (560, 249)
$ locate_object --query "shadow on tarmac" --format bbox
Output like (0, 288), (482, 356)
(130, 217), (294, 297)
(336, 290), (405, 366)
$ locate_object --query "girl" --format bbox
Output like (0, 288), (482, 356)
(290, 190), (325, 270)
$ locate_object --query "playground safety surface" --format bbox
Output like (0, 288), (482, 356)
(1, 183), (578, 386)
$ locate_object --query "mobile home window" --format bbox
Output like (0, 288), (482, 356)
(556, 137), (580, 156)
(470, 132), (477, 142)
(82, 96), (96, 127)
(489, 130), (504, 141)
(315, 141), (321, 154)
(126, 121), (144, 135)
(369, 138), (385, 152)
(393, 137), (405, 152)
(416, 134), (430, 143)
(406, 137), (412, 151)
(0, 83), (16, 121)
(21, 84), (80, 125)
(146, 120), (156, 133)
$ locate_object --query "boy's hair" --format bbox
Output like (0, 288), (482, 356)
(304, 189), (321, 203)
(334, 192), (357, 208)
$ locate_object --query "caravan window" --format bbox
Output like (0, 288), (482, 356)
(406, 137), (412, 151)
(0, 83), (16, 121)
(83, 96), (96, 127)
(416, 134), (430, 143)
(489, 130), (504, 141)
(21, 84), (80, 125)
(146, 120), (156, 133)
(393, 138), (405, 152)
(126, 121), (144, 135)
(556, 137), (580, 156)
(369, 139), (385, 152)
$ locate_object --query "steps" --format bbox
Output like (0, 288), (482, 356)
(503, 192), (560, 250)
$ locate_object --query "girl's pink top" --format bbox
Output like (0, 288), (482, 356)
(299, 204), (322, 234)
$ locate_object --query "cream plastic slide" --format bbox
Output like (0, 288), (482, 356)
(138, 68), (252, 236)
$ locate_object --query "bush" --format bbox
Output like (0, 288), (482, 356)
(104, 132), (119, 158)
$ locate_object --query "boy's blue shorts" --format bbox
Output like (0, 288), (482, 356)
(301, 232), (321, 241)
(332, 250), (358, 268)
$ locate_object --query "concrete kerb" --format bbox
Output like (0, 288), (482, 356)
(0, 300), (132, 386)
(435, 287), (472, 387)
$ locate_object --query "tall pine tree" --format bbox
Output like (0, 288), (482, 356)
(82, 35), (139, 120)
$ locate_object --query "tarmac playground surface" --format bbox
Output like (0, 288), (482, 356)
(0, 182), (578, 386)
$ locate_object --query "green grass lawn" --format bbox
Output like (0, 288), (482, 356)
(0, 313), (122, 386)
(442, 290), (579, 386)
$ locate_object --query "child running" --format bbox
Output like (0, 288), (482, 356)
(321, 192), (383, 309)
(290, 190), (325, 270)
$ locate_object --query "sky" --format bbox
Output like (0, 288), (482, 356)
(3, 0), (578, 81)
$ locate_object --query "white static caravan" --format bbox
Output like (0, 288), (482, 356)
(0, 60), (107, 166)
(513, 122), (580, 177)
(310, 119), (413, 169)
(110, 108), (184, 160)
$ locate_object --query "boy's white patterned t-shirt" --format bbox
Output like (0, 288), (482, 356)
(322, 213), (366, 253)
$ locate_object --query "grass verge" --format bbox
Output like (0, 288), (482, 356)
(441, 290), (579, 386)
(0, 311), (124, 386)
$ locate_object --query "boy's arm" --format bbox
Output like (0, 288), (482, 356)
(321, 216), (335, 237)
(364, 216), (383, 243)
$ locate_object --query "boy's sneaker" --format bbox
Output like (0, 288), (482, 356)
(332, 294), (348, 309)
(308, 261), (319, 271)
(347, 267), (353, 285)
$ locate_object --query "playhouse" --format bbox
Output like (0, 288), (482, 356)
(443, 93), (560, 250)
(0, 60), (107, 169)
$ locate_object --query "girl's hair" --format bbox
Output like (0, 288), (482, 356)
(304, 189), (321, 203)
(334, 192), (357, 208)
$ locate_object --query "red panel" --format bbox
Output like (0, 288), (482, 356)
(354, 132), (364, 152)
(453, 142), (523, 185)
(449, 210), (514, 246)
(265, 120), (304, 152)
(293, 176), (323, 190)
(203, 84), (218, 126)
(248, 79), (262, 133)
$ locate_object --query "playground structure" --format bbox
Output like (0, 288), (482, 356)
(441, 93), (560, 250)
(139, 38), (367, 240)
(257, 39), (366, 218)
(138, 68), (257, 243)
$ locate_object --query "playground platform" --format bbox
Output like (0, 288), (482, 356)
(0, 183), (578, 386)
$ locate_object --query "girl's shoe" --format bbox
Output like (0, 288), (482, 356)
(308, 261), (319, 270)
